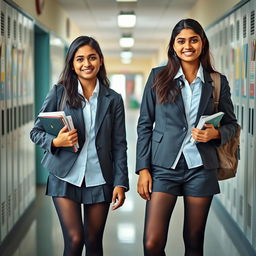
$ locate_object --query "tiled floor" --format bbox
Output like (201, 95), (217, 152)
(0, 109), (254, 256)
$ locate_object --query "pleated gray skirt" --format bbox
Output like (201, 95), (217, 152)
(46, 174), (113, 204)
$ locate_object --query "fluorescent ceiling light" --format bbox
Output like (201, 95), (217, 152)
(120, 50), (133, 59)
(118, 12), (136, 28)
(119, 37), (134, 48)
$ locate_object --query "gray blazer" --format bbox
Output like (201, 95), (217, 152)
(136, 66), (238, 173)
(30, 83), (129, 190)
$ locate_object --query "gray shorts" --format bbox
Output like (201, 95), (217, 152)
(151, 154), (220, 197)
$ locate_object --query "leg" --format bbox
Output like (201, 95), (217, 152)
(83, 203), (110, 256)
(52, 197), (84, 256)
(183, 196), (213, 256)
(143, 192), (178, 256)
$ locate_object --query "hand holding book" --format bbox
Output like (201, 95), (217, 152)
(38, 111), (79, 152)
(191, 112), (224, 143)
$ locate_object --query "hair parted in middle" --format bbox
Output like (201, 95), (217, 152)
(58, 36), (110, 108)
(153, 18), (215, 104)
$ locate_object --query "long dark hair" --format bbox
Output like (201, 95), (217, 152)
(153, 18), (215, 104)
(58, 36), (110, 108)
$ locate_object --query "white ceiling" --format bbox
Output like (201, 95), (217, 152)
(56, 0), (198, 59)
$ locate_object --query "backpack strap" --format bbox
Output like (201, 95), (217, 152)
(210, 72), (221, 113)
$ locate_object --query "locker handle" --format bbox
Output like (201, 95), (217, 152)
(252, 109), (254, 136)
(249, 108), (251, 134)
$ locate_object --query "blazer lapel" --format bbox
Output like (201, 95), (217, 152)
(195, 71), (214, 125)
(95, 84), (110, 135)
(174, 78), (186, 121)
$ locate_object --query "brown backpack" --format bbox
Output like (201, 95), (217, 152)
(210, 73), (241, 180)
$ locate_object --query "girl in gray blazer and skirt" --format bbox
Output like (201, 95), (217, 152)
(31, 36), (129, 256)
(136, 19), (238, 256)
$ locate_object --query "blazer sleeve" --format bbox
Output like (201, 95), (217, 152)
(111, 95), (129, 190)
(217, 75), (238, 145)
(136, 69), (156, 173)
(30, 85), (61, 154)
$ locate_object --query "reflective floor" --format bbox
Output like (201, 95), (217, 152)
(0, 109), (253, 256)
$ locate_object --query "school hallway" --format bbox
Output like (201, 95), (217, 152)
(1, 0), (256, 255)
(0, 109), (254, 256)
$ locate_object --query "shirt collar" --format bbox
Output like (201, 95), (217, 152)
(77, 79), (100, 97)
(174, 63), (205, 83)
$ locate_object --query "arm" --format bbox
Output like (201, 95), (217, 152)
(111, 95), (129, 209)
(136, 69), (156, 172)
(136, 69), (156, 200)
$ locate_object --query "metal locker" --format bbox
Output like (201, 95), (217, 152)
(232, 6), (247, 233)
(17, 11), (24, 218)
(27, 17), (35, 205)
(247, 0), (256, 249)
(226, 12), (238, 221)
(11, 6), (19, 225)
(240, 2), (250, 236)
(22, 15), (29, 209)
(0, 0), (7, 242)
(5, 1), (14, 234)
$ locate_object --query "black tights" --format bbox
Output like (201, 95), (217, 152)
(143, 192), (213, 256)
(52, 197), (109, 256)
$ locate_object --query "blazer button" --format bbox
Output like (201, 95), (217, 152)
(183, 127), (186, 132)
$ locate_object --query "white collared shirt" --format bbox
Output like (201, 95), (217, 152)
(57, 79), (106, 187)
(171, 64), (204, 169)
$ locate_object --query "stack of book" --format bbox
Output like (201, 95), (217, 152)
(38, 111), (79, 152)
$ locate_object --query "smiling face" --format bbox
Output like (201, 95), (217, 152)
(72, 44), (102, 84)
(173, 28), (203, 66)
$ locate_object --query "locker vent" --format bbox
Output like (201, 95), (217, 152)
(7, 16), (10, 39)
(19, 23), (22, 42)
(1, 12), (4, 36)
(230, 24), (234, 42)
(220, 30), (222, 46)
(233, 188), (236, 207)
(14, 189), (17, 210)
(14, 20), (17, 41)
(239, 195), (243, 216)
(225, 27), (228, 45)
(247, 204), (251, 228)
(243, 15), (247, 38)
(1, 202), (5, 225)
(251, 10), (255, 35)
(7, 195), (11, 216)
(236, 20), (240, 41)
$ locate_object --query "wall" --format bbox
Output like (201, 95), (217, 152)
(12, 0), (80, 43)
(154, 0), (243, 65)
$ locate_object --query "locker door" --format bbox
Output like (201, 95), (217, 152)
(240, 2), (250, 237)
(11, 7), (19, 225)
(233, 7), (247, 233)
(17, 11), (24, 218)
(27, 18), (35, 205)
(0, 0), (7, 242)
(21, 17), (29, 208)
(5, 2), (14, 234)
(247, 0), (256, 249)
(226, 12), (238, 221)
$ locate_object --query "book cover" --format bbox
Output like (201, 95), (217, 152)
(196, 111), (224, 130)
(38, 116), (66, 137)
(191, 112), (224, 143)
(38, 111), (79, 152)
